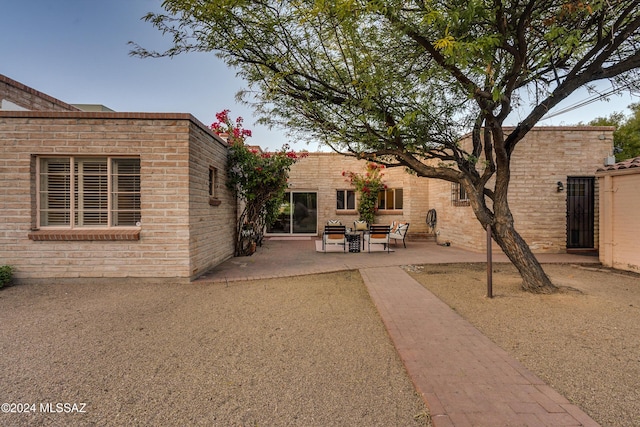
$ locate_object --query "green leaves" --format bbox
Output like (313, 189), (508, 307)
(589, 102), (640, 161)
(133, 0), (640, 170)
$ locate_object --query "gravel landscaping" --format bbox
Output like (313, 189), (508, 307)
(0, 271), (429, 427)
(3, 259), (638, 426)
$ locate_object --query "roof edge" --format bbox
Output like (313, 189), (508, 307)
(0, 110), (228, 147)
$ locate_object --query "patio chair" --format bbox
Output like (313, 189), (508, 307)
(366, 224), (391, 253)
(389, 222), (410, 248)
(322, 225), (347, 252)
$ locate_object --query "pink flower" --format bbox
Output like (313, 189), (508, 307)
(215, 109), (230, 123)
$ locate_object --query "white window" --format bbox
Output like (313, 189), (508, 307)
(38, 156), (140, 228)
(377, 188), (403, 210)
(336, 190), (356, 210)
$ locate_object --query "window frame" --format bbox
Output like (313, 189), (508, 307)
(336, 189), (356, 211)
(208, 166), (222, 206)
(451, 182), (470, 207)
(377, 188), (403, 211)
(36, 155), (141, 229)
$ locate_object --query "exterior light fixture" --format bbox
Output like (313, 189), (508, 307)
(556, 181), (564, 192)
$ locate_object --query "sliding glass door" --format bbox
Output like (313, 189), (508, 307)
(267, 191), (317, 235)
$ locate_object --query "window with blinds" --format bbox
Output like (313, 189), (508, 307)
(38, 157), (140, 228)
(112, 158), (141, 226)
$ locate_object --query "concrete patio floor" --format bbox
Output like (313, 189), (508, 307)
(195, 237), (599, 284)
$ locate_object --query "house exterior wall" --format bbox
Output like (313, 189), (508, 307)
(0, 75), (80, 112)
(429, 127), (614, 253)
(0, 111), (235, 283)
(597, 162), (640, 273)
(188, 121), (236, 277)
(285, 153), (431, 236)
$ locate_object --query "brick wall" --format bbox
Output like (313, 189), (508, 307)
(286, 153), (431, 235)
(0, 111), (235, 282)
(0, 75), (80, 112)
(187, 121), (236, 278)
(429, 127), (614, 253)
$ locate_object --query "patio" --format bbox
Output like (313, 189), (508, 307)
(194, 237), (600, 284)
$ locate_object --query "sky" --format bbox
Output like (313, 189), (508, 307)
(2, 0), (638, 152)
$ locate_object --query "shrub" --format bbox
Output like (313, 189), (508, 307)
(0, 265), (13, 288)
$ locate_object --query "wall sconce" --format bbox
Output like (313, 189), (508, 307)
(556, 181), (564, 192)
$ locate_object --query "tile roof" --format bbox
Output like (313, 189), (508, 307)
(597, 156), (640, 173)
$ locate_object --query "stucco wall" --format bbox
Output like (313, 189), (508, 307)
(0, 112), (234, 282)
(286, 153), (431, 235)
(427, 127), (613, 253)
(597, 165), (640, 273)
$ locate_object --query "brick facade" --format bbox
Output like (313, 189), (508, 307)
(286, 128), (613, 255)
(285, 153), (432, 236)
(427, 127), (613, 253)
(0, 111), (235, 283)
(0, 73), (627, 282)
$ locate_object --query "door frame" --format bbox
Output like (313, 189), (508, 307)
(566, 176), (595, 249)
(265, 191), (318, 236)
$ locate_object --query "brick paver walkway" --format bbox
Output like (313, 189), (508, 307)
(360, 266), (600, 427)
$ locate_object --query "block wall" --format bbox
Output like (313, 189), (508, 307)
(187, 122), (236, 278)
(428, 127), (614, 253)
(286, 153), (431, 235)
(0, 112), (234, 282)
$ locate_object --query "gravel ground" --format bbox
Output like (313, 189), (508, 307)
(0, 271), (429, 427)
(405, 263), (640, 427)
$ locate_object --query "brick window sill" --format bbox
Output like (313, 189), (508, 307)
(28, 229), (140, 241)
(209, 197), (222, 206)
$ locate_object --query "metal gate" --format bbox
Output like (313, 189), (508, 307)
(566, 177), (595, 249)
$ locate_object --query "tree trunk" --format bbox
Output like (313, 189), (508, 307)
(480, 122), (558, 294)
(491, 221), (558, 294)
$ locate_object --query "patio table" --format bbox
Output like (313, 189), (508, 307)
(346, 232), (361, 253)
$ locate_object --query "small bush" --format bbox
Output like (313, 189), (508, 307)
(0, 265), (13, 288)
